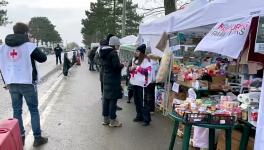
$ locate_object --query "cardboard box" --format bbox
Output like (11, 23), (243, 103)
(193, 80), (208, 90)
(217, 129), (254, 150)
(212, 76), (227, 85)
(210, 76), (227, 90)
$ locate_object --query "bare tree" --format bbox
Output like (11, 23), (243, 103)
(138, 0), (191, 20)
(164, 0), (176, 15)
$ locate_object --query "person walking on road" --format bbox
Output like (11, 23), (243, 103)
(100, 36), (124, 127)
(0, 22), (48, 146)
(88, 47), (97, 71)
(72, 51), (77, 66)
(129, 44), (152, 126)
(63, 52), (72, 76)
(80, 47), (86, 61)
(54, 44), (63, 65)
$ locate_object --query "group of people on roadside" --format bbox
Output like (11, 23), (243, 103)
(99, 34), (157, 127)
(53, 44), (84, 76)
(0, 21), (156, 149)
(0, 22), (89, 148)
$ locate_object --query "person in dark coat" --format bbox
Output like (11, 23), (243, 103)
(63, 52), (72, 76)
(54, 44), (63, 65)
(100, 36), (124, 127)
(126, 59), (134, 103)
(88, 47), (97, 71)
(80, 47), (86, 61)
(72, 51), (77, 66)
(99, 34), (114, 94)
(99, 34), (123, 110)
(93, 48), (100, 71)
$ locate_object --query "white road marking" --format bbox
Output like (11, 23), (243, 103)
(24, 75), (64, 136)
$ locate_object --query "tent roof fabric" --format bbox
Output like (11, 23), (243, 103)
(139, 0), (264, 35)
(170, 0), (264, 33)
(120, 35), (138, 45)
(139, 0), (208, 35)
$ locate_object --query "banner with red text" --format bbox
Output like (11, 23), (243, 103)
(195, 17), (252, 58)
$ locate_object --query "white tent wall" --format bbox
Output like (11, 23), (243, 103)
(137, 34), (164, 57)
(120, 35), (138, 45)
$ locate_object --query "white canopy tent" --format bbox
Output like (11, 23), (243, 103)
(139, 0), (209, 35)
(139, 0), (264, 149)
(169, 0), (264, 33)
(120, 35), (138, 45)
(138, 0), (208, 57)
(139, 0), (264, 57)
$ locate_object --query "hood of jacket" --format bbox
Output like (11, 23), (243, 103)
(5, 34), (29, 47)
(100, 39), (108, 46)
(99, 46), (114, 59)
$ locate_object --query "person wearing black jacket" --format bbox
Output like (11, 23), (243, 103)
(54, 44), (63, 65)
(0, 22), (48, 147)
(100, 36), (124, 127)
(126, 59), (134, 103)
(88, 47), (97, 71)
(99, 34), (123, 110)
(63, 52), (72, 76)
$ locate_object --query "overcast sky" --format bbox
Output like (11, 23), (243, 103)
(0, 0), (163, 46)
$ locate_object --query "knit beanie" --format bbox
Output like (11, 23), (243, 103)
(136, 44), (146, 54)
(109, 36), (120, 46)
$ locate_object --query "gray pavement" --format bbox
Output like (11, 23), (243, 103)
(0, 54), (62, 120)
(24, 60), (184, 150)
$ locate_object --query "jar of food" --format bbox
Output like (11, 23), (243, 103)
(242, 109), (248, 121)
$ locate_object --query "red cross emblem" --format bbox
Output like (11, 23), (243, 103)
(10, 49), (18, 58)
(8, 49), (20, 61)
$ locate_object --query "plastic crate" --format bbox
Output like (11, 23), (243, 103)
(210, 115), (236, 125)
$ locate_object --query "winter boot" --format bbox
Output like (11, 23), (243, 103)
(116, 105), (122, 111)
(33, 136), (48, 147)
(102, 117), (110, 125)
(109, 119), (122, 127)
(21, 135), (25, 146)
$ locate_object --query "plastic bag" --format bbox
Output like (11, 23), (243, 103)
(156, 50), (172, 83)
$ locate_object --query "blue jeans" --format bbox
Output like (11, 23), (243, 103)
(8, 84), (41, 138)
(102, 99), (117, 120)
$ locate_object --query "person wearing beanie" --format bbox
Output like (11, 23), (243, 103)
(129, 44), (152, 126)
(98, 34), (123, 111)
(136, 44), (146, 54)
(99, 36), (124, 127)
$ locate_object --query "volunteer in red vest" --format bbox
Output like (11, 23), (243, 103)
(129, 44), (152, 126)
(0, 22), (48, 147)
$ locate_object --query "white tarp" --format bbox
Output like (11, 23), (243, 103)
(137, 34), (164, 57)
(169, 0), (264, 33)
(194, 17), (252, 58)
(120, 35), (138, 45)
